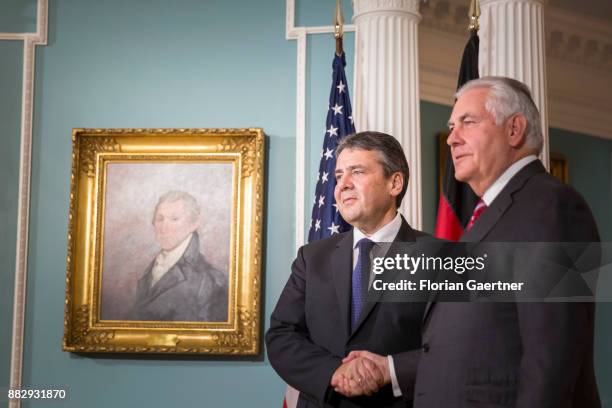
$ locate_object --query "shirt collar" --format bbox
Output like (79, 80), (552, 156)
(352, 212), (402, 248)
(482, 155), (538, 206)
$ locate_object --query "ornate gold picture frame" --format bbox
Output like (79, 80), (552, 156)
(63, 128), (264, 355)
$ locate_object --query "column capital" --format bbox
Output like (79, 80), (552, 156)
(352, 0), (421, 20)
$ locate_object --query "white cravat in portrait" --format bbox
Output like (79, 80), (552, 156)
(150, 232), (194, 287)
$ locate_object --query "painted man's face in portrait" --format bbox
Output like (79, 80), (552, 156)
(153, 200), (199, 251)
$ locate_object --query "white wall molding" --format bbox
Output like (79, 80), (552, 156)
(286, 0), (355, 250)
(418, 0), (612, 141)
(0, 1), (48, 407)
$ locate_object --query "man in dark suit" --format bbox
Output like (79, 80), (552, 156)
(266, 132), (431, 407)
(347, 77), (601, 407)
(131, 191), (228, 322)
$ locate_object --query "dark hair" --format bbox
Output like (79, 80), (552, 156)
(336, 131), (409, 208)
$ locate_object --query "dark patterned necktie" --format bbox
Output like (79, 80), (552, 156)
(351, 238), (373, 331)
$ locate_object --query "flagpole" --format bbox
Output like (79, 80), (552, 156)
(334, 0), (343, 56)
(468, 0), (480, 32)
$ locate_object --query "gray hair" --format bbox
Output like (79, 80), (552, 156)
(152, 190), (201, 224)
(456, 76), (543, 154)
(336, 131), (409, 208)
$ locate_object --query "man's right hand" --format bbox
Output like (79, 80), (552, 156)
(343, 350), (391, 385)
(330, 357), (385, 397)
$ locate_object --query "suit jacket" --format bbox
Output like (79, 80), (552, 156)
(266, 217), (432, 408)
(411, 160), (601, 408)
(131, 232), (228, 322)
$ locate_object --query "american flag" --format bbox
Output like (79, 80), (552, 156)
(307, 51), (355, 242)
(283, 51), (356, 408)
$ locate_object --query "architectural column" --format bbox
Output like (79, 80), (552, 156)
(352, 0), (422, 229)
(479, 0), (550, 167)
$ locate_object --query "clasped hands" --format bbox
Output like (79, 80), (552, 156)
(330, 351), (390, 397)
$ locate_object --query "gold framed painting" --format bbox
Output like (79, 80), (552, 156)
(549, 153), (569, 183)
(63, 128), (264, 355)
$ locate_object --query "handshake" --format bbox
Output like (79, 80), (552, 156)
(330, 351), (392, 397)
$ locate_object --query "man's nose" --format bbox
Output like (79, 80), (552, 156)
(447, 128), (461, 147)
(336, 173), (352, 191)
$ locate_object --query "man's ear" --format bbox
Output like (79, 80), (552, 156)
(390, 172), (404, 196)
(507, 114), (528, 148)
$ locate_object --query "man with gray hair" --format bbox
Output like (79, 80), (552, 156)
(421, 77), (599, 407)
(131, 190), (228, 322)
(344, 77), (601, 407)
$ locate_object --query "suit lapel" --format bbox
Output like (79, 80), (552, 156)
(332, 231), (354, 341)
(144, 264), (188, 303)
(460, 160), (544, 243)
(348, 218), (416, 340)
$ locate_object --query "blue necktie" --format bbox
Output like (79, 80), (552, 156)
(351, 238), (373, 331)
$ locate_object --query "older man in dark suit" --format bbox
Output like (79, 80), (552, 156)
(266, 132), (432, 407)
(131, 190), (228, 322)
(347, 77), (601, 407)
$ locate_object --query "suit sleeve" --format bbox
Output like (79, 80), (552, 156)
(391, 349), (422, 400)
(265, 247), (342, 404)
(515, 191), (600, 407)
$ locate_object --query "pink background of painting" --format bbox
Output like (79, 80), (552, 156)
(100, 162), (232, 320)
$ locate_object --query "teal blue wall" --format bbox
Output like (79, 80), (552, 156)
(23, 0), (295, 406)
(1, 0), (611, 407)
(0, 0), (37, 33)
(0, 40), (23, 397)
(297, 0), (353, 26)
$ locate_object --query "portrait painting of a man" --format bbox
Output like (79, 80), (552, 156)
(130, 190), (228, 322)
(99, 162), (232, 323)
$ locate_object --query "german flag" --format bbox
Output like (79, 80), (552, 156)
(434, 30), (480, 240)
